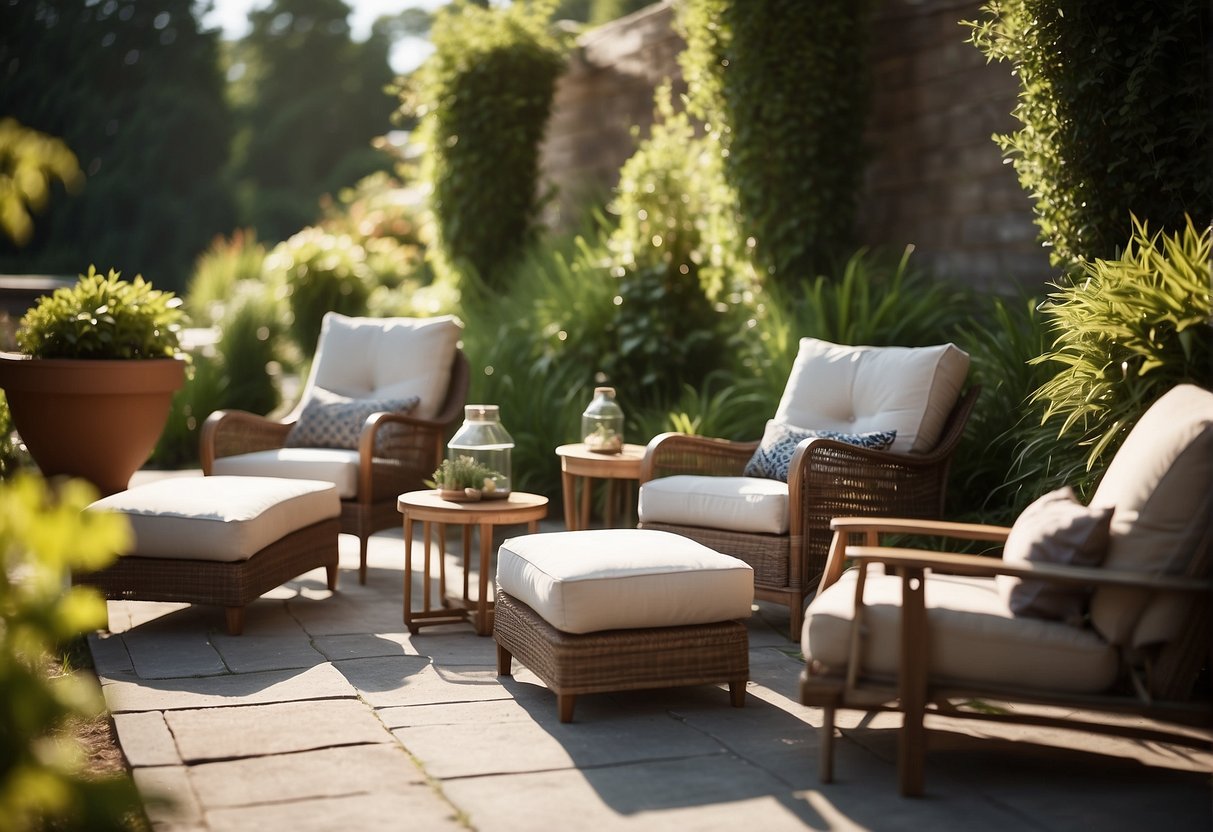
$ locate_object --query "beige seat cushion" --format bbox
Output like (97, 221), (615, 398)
(803, 568), (1119, 693)
(774, 338), (970, 453)
(638, 476), (789, 534)
(496, 529), (754, 634)
(89, 476), (340, 563)
(211, 449), (361, 499)
(1088, 384), (1213, 647)
(299, 312), (462, 421)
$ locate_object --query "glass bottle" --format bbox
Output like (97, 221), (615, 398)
(581, 387), (624, 454)
(447, 405), (513, 497)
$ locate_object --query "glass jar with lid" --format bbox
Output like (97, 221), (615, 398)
(581, 387), (624, 454)
(447, 405), (513, 497)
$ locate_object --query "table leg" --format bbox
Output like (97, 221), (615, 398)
(579, 475), (592, 531)
(421, 521), (433, 613)
(462, 523), (471, 606)
(561, 468), (578, 530)
(476, 521), (494, 636)
(403, 514), (416, 632)
(605, 479), (619, 527)
(438, 523), (449, 608)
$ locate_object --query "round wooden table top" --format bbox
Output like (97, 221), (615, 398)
(397, 490), (549, 523)
(555, 442), (646, 479)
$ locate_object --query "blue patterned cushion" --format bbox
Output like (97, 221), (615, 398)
(743, 420), (897, 482)
(285, 388), (420, 452)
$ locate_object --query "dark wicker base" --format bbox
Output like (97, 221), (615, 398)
(74, 518), (340, 635)
(493, 589), (749, 722)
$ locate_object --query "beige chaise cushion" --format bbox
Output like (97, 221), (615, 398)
(803, 568), (1120, 693)
(774, 338), (969, 453)
(638, 476), (789, 534)
(213, 449), (361, 498)
(1088, 384), (1213, 647)
(496, 529), (754, 634)
(89, 476), (340, 563)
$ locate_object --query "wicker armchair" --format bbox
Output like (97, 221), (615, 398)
(200, 313), (469, 584)
(638, 338), (977, 640)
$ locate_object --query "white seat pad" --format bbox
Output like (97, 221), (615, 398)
(638, 476), (789, 534)
(89, 476), (341, 563)
(496, 529), (754, 634)
(211, 449), (361, 499)
(802, 568), (1119, 693)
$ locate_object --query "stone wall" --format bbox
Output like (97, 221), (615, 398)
(538, 0), (1054, 291)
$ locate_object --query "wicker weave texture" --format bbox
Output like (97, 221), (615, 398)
(493, 590), (748, 697)
(75, 518), (340, 608)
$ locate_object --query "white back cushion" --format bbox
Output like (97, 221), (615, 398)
(1088, 384), (1213, 647)
(302, 312), (462, 420)
(774, 338), (970, 453)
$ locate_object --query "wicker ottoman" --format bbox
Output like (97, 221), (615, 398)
(76, 476), (341, 635)
(493, 528), (754, 722)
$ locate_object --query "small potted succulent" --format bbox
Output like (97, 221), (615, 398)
(0, 266), (188, 494)
(427, 455), (504, 502)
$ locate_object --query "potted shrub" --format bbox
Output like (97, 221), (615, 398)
(0, 266), (187, 494)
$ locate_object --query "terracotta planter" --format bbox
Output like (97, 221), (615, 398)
(0, 352), (186, 495)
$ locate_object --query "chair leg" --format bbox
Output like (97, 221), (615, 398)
(358, 533), (369, 585)
(788, 596), (806, 642)
(224, 606), (245, 636)
(820, 705), (836, 784)
(729, 679), (746, 707)
(496, 643), (513, 676)
(558, 693), (576, 723)
(326, 563), (339, 591)
(898, 567), (929, 797)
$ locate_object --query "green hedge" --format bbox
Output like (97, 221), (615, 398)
(678, 0), (871, 283)
(411, 0), (569, 290)
(967, 0), (1212, 268)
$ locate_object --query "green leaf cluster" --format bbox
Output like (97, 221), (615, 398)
(0, 473), (142, 831)
(966, 0), (1212, 268)
(428, 455), (502, 491)
(263, 227), (373, 351)
(1026, 216), (1212, 492)
(678, 0), (871, 283)
(16, 266), (187, 360)
(410, 0), (570, 290)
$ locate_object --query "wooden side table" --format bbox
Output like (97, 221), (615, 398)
(555, 442), (645, 531)
(397, 490), (548, 636)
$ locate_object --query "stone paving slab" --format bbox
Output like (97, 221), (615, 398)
(187, 744), (427, 808)
(101, 662), (358, 713)
(333, 656), (507, 708)
(441, 754), (826, 832)
(113, 711), (181, 767)
(208, 630), (328, 674)
(165, 699), (391, 763)
(132, 765), (205, 832)
(204, 792), (463, 832)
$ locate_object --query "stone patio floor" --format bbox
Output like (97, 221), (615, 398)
(91, 477), (1213, 831)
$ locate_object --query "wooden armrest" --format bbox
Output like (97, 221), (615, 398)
(200, 409), (293, 472)
(640, 432), (757, 482)
(829, 516), (1011, 543)
(847, 547), (1212, 593)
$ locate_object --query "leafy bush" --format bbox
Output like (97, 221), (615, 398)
(185, 230), (267, 328)
(0, 118), (82, 247)
(679, 0), (871, 282)
(967, 0), (1212, 268)
(1024, 216), (1212, 497)
(264, 227), (372, 351)
(410, 0), (570, 289)
(0, 473), (143, 830)
(17, 266), (186, 360)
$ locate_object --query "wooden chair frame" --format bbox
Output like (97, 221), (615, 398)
(639, 386), (980, 640)
(801, 516), (1213, 796)
(200, 351), (470, 584)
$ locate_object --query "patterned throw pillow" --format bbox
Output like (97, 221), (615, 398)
(743, 420), (897, 482)
(285, 388), (421, 452)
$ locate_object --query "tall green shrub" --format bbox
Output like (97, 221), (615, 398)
(1024, 216), (1212, 498)
(411, 0), (569, 290)
(967, 0), (1212, 268)
(264, 227), (372, 351)
(678, 0), (871, 282)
